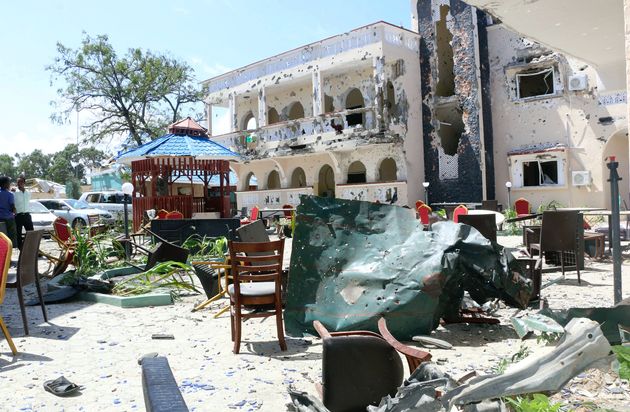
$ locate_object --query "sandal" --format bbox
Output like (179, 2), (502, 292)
(43, 376), (81, 397)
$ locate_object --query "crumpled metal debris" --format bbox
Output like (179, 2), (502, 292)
(442, 318), (613, 408)
(285, 196), (532, 339)
(510, 313), (564, 339)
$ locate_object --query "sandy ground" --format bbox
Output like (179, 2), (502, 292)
(0, 234), (629, 411)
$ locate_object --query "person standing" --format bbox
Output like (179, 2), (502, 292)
(0, 176), (16, 247)
(14, 176), (33, 250)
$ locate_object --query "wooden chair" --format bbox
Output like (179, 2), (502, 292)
(313, 317), (431, 411)
(481, 199), (499, 211)
(0, 232), (17, 354)
(528, 210), (581, 284)
(6, 230), (47, 335)
(228, 239), (286, 354)
(47, 217), (76, 277)
(417, 204), (432, 228)
(514, 198), (531, 217)
(452, 204), (468, 223)
(415, 200), (425, 210)
(156, 209), (169, 220)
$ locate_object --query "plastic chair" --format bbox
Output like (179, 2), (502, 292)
(156, 209), (169, 220)
(228, 238), (286, 354)
(313, 317), (431, 411)
(0, 232), (17, 354)
(6, 230), (47, 335)
(452, 204), (468, 223)
(514, 198), (531, 217)
(417, 204), (432, 227)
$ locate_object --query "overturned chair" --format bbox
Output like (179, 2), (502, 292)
(313, 317), (431, 412)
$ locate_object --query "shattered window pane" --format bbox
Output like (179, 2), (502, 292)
(517, 68), (555, 99)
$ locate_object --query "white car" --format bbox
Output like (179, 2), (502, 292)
(28, 200), (57, 235)
(38, 198), (115, 228)
(79, 191), (132, 221)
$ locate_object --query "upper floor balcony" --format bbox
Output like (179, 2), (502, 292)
(202, 22), (420, 159)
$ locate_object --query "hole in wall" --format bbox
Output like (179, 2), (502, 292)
(435, 4), (455, 97)
(435, 104), (464, 156)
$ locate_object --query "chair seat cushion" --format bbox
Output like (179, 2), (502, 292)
(228, 282), (275, 297)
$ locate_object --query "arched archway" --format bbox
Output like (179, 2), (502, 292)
(291, 167), (306, 188)
(379, 158), (397, 181)
(347, 161), (366, 184)
(267, 107), (279, 125)
(288, 102), (305, 120)
(245, 172), (258, 191)
(317, 165), (335, 197)
(241, 111), (256, 130)
(603, 129), (629, 208)
(267, 170), (281, 189)
(345, 88), (364, 126)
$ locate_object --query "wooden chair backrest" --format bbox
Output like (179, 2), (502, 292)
(417, 204), (432, 225)
(0, 232), (12, 303)
(540, 210), (580, 251)
(415, 200), (425, 210)
(228, 239), (284, 295)
(53, 217), (72, 242)
(452, 205), (468, 223)
(17, 230), (43, 286)
(514, 198), (530, 216)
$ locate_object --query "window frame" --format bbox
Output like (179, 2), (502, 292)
(509, 150), (567, 189)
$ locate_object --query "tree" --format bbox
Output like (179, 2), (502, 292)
(0, 154), (16, 178)
(48, 33), (204, 147)
(15, 150), (51, 179)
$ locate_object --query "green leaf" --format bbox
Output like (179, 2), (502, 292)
(612, 345), (630, 379)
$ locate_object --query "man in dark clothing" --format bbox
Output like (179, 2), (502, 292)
(0, 176), (16, 246)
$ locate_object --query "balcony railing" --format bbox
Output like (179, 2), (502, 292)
(211, 107), (379, 154)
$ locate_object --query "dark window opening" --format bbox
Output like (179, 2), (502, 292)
(435, 104), (464, 156)
(347, 173), (366, 184)
(523, 160), (558, 186)
(288, 102), (305, 120)
(385, 81), (398, 122)
(324, 95), (334, 113)
(345, 88), (364, 127)
(435, 5), (455, 97)
(267, 108), (279, 124)
(517, 68), (554, 99)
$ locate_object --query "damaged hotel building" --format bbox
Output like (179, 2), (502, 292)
(203, 0), (628, 211)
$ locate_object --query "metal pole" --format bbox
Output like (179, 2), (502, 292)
(507, 188), (511, 212)
(123, 194), (130, 260)
(607, 156), (622, 304)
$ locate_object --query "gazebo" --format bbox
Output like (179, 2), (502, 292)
(117, 118), (240, 230)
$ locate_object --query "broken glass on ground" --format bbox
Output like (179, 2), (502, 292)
(285, 196), (532, 339)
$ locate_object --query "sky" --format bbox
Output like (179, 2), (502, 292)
(0, 0), (412, 159)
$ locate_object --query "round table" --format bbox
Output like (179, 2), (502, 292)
(467, 209), (505, 229)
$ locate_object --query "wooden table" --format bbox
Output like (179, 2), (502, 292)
(467, 209), (506, 229)
(579, 210), (630, 252)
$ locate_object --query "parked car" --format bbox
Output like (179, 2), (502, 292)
(28, 200), (57, 235)
(79, 191), (132, 221)
(38, 198), (115, 228)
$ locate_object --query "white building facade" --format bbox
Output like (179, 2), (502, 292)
(202, 22), (424, 211)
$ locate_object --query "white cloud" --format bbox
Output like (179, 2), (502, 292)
(0, 124), (75, 158)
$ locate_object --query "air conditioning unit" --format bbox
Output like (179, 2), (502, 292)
(568, 73), (588, 91)
(572, 171), (591, 186)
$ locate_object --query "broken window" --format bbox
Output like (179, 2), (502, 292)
(267, 170), (281, 189)
(378, 158), (397, 181)
(385, 81), (398, 122)
(267, 107), (279, 124)
(288, 102), (305, 120)
(435, 104), (464, 156)
(345, 88), (365, 127)
(347, 161), (367, 184)
(435, 4), (455, 97)
(523, 160), (559, 186)
(516, 68), (555, 99)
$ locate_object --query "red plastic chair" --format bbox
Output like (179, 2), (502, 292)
(514, 198), (531, 217)
(165, 211), (184, 220)
(156, 209), (169, 220)
(0, 232), (17, 354)
(53, 217), (72, 243)
(417, 204), (432, 227)
(452, 205), (468, 223)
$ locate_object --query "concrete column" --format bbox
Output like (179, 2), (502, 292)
(373, 56), (385, 131)
(312, 70), (324, 116)
(206, 103), (213, 136)
(229, 93), (238, 132)
(258, 87), (267, 128)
